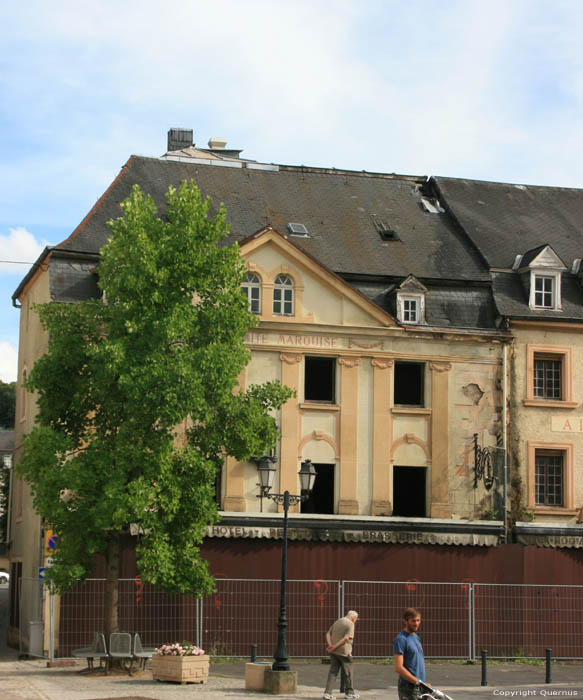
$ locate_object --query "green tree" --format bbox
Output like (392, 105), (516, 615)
(0, 380), (16, 429)
(18, 181), (293, 636)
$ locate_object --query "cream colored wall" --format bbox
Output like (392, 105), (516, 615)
(237, 238), (505, 518)
(450, 361), (502, 519)
(357, 361), (374, 514)
(12, 266), (51, 581)
(250, 243), (384, 327)
(242, 352), (282, 513)
(510, 326), (583, 522)
(231, 242), (507, 519)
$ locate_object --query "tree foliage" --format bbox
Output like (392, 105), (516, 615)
(18, 181), (293, 609)
(0, 380), (16, 429)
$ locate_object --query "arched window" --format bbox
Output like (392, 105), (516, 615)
(242, 273), (261, 314)
(273, 275), (294, 316)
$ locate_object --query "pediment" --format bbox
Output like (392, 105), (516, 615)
(398, 275), (427, 293)
(522, 245), (566, 271)
(239, 226), (397, 328)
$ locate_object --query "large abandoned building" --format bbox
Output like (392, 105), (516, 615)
(8, 129), (583, 657)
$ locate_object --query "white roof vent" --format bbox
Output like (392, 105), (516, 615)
(512, 254), (524, 270)
(208, 137), (227, 150)
(287, 222), (310, 237)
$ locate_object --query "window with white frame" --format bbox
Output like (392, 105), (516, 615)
(397, 294), (424, 324)
(273, 275), (294, 316)
(242, 273), (261, 314)
(528, 269), (562, 311)
(533, 275), (554, 308)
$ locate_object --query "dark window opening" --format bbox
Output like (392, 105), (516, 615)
(394, 362), (424, 406)
(392, 466), (426, 517)
(305, 357), (336, 403)
(301, 463), (334, 514)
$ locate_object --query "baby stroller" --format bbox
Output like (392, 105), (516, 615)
(418, 680), (454, 700)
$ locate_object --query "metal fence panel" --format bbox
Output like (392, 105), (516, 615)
(39, 578), (583, 661)
(58, 578), (198, 659)
(200, 578), (340, 658)
(474, 583), (583, 659)
(343, 580), (472, 658)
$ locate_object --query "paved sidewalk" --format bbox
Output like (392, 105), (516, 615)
(2, 648), (583, 700)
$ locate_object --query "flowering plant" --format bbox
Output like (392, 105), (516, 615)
(154, 642), (205, 656)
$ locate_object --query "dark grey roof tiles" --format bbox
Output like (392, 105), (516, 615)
(50, 257), (100, 303)
(492, 272), (583, 320)
(433, 176), (583, 271)
(352, 280), (496, 329)
(59, 157), (490, 283)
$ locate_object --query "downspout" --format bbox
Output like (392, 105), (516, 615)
(5, 457), (14, 545)
(503, 343), (508, 544)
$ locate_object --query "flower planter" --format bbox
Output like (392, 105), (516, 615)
(151, 654), (209, 684)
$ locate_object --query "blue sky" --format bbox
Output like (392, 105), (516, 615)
(1, 0), (583, 381)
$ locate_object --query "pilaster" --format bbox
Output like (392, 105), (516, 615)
(280, 353), (302, 509)
(429, 361), (453, 518)
(338, 357), (361, 515)
(371, 358), (393, 516)
(223, 368), (248, 512)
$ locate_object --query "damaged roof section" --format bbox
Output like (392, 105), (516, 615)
(57, 157), (491, 284)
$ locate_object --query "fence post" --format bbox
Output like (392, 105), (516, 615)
(545, 648), (552, 684)
(481, 649), (487, 686)
(468, 583), (474, 663)
(196, 597), (202, 650)
(250, 644), (257, 662)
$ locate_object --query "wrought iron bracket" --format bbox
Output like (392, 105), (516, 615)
(265, 492), (307, 506)
(474, 433), (495, 490)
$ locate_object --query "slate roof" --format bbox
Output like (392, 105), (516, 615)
(432, 176), (583, 322)
(432, 176), (583, 271)
(58, 156), (490, 283)
(492, 273), (583, 321)
(354, 280), (496, 329)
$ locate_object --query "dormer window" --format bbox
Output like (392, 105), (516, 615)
(395, 275), (427, 325)
(242, 273), (261, 314)
(514, 245), (566, 312)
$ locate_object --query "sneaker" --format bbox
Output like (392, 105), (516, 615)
(345, 694), (360, 699)
(323, 694), (336, 700)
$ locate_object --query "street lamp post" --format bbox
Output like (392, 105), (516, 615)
(257, 459), (317, 671)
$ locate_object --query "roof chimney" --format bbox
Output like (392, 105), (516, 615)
(208, 137), (227, 150)
(167, 128), (193, 152)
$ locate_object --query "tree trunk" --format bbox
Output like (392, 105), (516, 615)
(104, 531), (121, 640)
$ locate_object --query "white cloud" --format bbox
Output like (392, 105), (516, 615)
(0, 228), (48, 274)
(0, 343), (18, 383)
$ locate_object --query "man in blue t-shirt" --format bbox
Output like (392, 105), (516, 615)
(393, 607), (427, 700)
